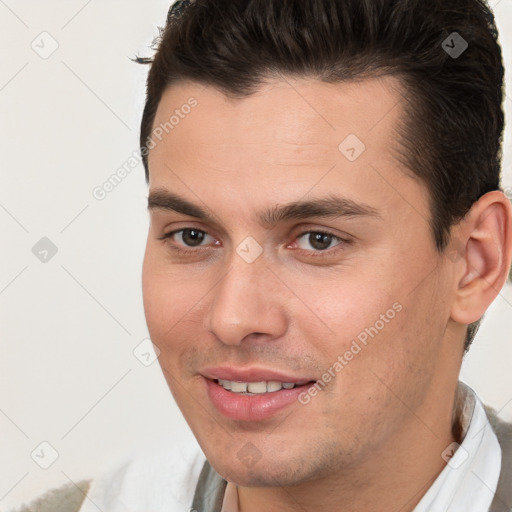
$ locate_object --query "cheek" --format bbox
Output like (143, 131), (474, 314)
(142, 247), (190, 343)
(142, 252), (168, 336)
(294, 270), (400, 351)
(304, 263), (437, 399)
(142, 247), (217, 370)
(334, 280), (446, 423)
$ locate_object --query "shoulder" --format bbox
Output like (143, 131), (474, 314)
(80, 434), (205, 512)
(485, 404), (512, 444)
(11, 480), (91, 512)
(11, 434), (205, 512)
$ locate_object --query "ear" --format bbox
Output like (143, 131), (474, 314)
(450, 190), (512, 325)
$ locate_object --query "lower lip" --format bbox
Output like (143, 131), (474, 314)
(205, 378), (314, 422)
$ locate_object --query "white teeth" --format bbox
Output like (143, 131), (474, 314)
(266, 381), (282, 392)
(230, 381), (248, 393)
(218, 379), (231, 390)
(216, 380), (299, 394)
(247, 382), (267, 394)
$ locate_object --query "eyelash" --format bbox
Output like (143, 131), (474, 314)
(158, 228), (351, 257)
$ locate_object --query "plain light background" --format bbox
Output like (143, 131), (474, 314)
(0, 0), (511, 508)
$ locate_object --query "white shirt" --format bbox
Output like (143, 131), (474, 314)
(80, 382), (501, 512)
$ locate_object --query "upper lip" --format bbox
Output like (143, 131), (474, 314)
(201, 366), (315, 385)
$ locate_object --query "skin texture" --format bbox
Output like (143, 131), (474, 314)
(142, 76), (512, 512)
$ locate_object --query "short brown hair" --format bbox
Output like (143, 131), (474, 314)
(136, 0), (505, 351)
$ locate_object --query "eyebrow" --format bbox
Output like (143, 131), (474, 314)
(147, 189), (382, 227)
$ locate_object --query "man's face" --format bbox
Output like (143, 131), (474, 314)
(142, 77), (457, 486)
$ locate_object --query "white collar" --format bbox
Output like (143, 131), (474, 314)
(413, 381), (502, 512)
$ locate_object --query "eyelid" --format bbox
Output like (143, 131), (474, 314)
(289, 221), (353, 241)
(158, 227), (217, 246)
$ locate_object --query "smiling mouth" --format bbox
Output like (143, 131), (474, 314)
(214, 379), (315, 395)
(205, 376), (318, 421)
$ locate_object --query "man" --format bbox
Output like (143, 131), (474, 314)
(16, 0), (512, 510)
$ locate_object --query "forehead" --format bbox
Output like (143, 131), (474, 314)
(150, 75), (406, 164)
(147, 76), (428, 225)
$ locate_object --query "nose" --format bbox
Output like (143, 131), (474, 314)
(203, 252), (289, 346)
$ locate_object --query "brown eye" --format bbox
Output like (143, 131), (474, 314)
(179, 229), (206, 247)
(159, 228), (215, 250)
(296, 231), (343, 252)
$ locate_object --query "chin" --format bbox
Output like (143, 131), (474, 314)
(206, 450), (326, 488)
(217, 464), (298, 487)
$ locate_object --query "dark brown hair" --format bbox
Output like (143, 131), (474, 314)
(136, 0), (505, 351)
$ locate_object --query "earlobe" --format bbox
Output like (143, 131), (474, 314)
(450, 191), (512, 325)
